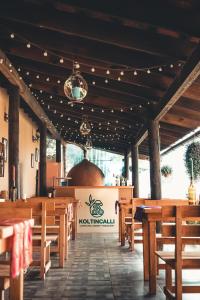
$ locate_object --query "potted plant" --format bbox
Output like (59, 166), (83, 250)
(161, 165), (173, 178)
(185, 141), (200, 181)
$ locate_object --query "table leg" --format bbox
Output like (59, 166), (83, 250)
(143, 220), (149, 281)
(10, 269), (24, 300)
(59, 214), (65, 268)
(148, 221), (157, 295)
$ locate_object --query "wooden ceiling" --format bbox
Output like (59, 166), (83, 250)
(0, 0), (200, 155)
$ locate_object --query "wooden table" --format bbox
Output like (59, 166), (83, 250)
(0, 219), (34, 300)
(141, 207), (162, 295)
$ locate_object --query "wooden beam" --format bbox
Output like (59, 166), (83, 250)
(0, 20), (174, 69)
(3, 42), (170, 94)
(0, 2), (192, 60)
(135, 43), (200, 145)
(0, 48), (61, 140)
(148, 119), (161, 199)
(131, 144), (139, 197)
(39, 123), (47, 196)
(52, 0), (200, 40)
(56, 139), (61, 163)
(8, 84), (19, 199)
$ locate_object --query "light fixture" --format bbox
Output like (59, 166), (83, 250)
(80, 115), (91, 136)
(32, 128), (40, 142)
(4, 112), (8, 122)
(64, 61), (88, 103)
(85, 135), (92, 150)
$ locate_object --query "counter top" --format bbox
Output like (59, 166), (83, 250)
(55, 186), (133, 189)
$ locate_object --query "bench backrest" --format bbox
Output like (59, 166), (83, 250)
(0, 207), (32, 219)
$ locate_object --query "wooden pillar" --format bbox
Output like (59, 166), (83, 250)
(131, 144), (139, 197)
(8, 85), (20, 198)
(63, 145), (67, 177)
(56, 139), (61, 163)
(39, 124), (47, 196)
(124, 151), (129, 179)
(148, 119), (161, 199)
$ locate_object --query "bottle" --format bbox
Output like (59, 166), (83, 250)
(188, 177), (196, 205)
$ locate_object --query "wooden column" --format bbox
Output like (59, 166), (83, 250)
(63, 145), (67, 177)
(8, 85), (20, 198)
(148, 119), (161, 199)
(131, 144), (139, 197)
(39, 124), (47, 196)
(56, 139), (61, 163)
(124, 151), (129, 179)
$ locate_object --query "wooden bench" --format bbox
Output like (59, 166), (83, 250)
(0, 207), (33, 300)
(28, 197), (74, 260)
(121, 198), (188, 251)
(0, 201), (55, 279)
(16, 199), (66, 269)
(155, 205), (200, 300)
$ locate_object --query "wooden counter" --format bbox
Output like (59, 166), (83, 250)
(54, 186), (133, 233)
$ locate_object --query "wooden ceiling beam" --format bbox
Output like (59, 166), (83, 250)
(0, 19), (177, 69)
(0, 2), (194, 61)
(0, 48), (61, 141)
(6, 55), (158, 108)
(135, 43), (200, 145)
(52, 0), (200, 40)
(2, 39), (172, 93)
(29, 80), (148, 121)
(39, 99), (141, 129)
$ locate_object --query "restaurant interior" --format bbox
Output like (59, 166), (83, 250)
(0, 1), (200, 299)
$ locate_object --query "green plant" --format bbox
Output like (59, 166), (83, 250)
(185, 142), (200, 181)
(161, 165), (172, 177)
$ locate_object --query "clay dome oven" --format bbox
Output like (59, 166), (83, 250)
(67, 159), (104, 186)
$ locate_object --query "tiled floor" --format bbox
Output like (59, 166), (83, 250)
(23, 233), (165, 300)
(18, 233), (200, 299)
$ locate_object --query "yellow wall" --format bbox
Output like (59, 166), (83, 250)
(0, 88), (9, 191)
(19, 110), (39, 198)
(0, 87), (39, 198)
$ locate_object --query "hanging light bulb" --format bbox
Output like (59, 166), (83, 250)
(85, 135), (92, 150)
(64, 61), (88, 103)
(80, 115), (91, 136)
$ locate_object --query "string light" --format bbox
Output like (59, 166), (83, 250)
(36, 74), (40, 79)
(27, 43), (31, 48)
(120, 71), (124, 76)
(59, 58), (64, 64)
(92, 81), (96, 85)
(10, 33), (15, 39)
(117, 77), (121, 81)
(57, 80), (61, 84)
(147, 69), (151, 74)
(91, 67), (95, 72)
(43, 51), (48, 57)
(106, 70), (110, 75)
(134, 70), (138, 76)
(170, 64), (174, 68)
(105, 79), (108, 83)
(158, 67), (163, 72)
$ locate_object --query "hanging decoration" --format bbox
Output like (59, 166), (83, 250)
(85, 135), (92, 150)
(64, 61), (88, 103)
(80, 115), (91, 136)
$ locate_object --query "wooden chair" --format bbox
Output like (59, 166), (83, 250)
(120, 198), (147, 249)
(156, 206), (200, 300)
(0, 207), (32, 300)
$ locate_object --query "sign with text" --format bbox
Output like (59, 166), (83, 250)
(76, 188), (118, 233)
